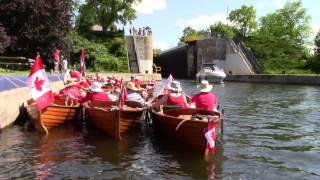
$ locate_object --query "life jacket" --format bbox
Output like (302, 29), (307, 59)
(87, 92), (113, 102)
(166, 93), (188, 108)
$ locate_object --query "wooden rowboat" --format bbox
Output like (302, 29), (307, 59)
(151, 108), (223, 151)
(26, 96), (81, 134)
(85, 101), (144, 139)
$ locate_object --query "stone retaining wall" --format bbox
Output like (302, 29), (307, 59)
(226, 75), (320, 85)
(0, 81), (64, 129)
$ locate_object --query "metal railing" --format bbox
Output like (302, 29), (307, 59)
(232, 38), (262, 74)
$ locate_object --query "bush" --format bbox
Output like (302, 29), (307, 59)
(68, 31), (128, 72)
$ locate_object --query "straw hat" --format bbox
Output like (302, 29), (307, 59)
(169, 81), (182, 92)
(127, 82), (139, 91)
(197, 80), (213, 92)
(89, 82), (103, 92)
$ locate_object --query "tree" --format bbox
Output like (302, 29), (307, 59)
(259, 0), (311, 49)
(208, 22), (238, 38)
(315, 29), (320, 57)
(179, 26), (200, 42)
(76, 0), (140, 32)
(310, 29), (320, 72)
(228, 5), (257, 38)
(246, 0), (312, 73)
(0, 24), (10, 53)
(0, 0), (72, 61)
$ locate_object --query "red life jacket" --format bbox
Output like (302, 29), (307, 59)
(166, 93), (188, 108)
(86, 92), (113, 102)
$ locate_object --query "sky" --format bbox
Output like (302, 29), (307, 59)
(128, 0), (320, 51)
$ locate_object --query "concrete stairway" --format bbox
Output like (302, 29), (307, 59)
(125, 36), (139, 73)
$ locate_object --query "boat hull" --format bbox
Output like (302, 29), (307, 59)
(86, 101), (144, 139)
(151, 108), (222, 151)
(26, 97), (80, 134)
(196, 74), (225, 83)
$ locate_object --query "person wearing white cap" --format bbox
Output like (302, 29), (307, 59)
(81, 82), (117, 102)
(150, 81), (189, 109)
(191, 80), (218, 111)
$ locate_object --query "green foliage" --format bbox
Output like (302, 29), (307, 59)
(76, 0), (140, 32)
(208, 22), (238, 38)
(68, 31), (128, 72)
(246, 0), (312, 73)
(180, 26), (200, 42)
(228, 5), (257, 38)
(315, 30), (320, 57)
(305, 30), (320, 73)
(0, 0), (71, 63)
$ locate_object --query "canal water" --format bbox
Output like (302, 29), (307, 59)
(0, 80), (319, 179)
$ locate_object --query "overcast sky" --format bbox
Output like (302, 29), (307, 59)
(128, 0), (320, 50)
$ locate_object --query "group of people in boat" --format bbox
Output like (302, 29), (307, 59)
(57, 70), (153, 107)
(57, 69), (218, 112)
(149, 80), (219, 112)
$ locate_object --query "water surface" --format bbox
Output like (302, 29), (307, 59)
(0, 81), (319, 179)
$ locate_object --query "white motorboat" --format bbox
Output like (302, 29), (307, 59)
(196, 63), (226, 83)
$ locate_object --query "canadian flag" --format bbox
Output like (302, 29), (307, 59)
(79, 48), (86, 76)
(117, 79), (127, 109)
(157, 74), (174, 96)
(27, 55), (54, 110)
(205, 119), (217, 154)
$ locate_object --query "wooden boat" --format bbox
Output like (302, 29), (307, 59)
(85, 100), (144, 139)
(25, 96), (81, 134)
(151, 108), (223, 151)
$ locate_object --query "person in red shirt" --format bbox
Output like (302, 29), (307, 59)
(70, 70), (81, 81)
(191, 80), (218, 111)
(130, 75), (142, 89)
(53, 49), (60, 73)
(81, 82), (117, 103)
(151, 81), (189, 109)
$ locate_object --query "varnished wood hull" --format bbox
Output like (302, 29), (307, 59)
(86, 101), (144, 139)
(151, 108), (222, 151)
(26, 98), (80, 134)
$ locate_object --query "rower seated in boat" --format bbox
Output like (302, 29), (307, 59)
(57, 80), (87, 104)
(149, 81), (189, 110)
(126, 82), (145, 106)
(190, 80), (219, 112)
(81, 82), (117, 105)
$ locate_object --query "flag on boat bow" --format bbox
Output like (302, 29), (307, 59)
(80, 48), (86, 76)
(157, 74), (173, 96)
(205, 117), (218, 154)
(27, 55), (54, 110)
(117, 79), (127, 109)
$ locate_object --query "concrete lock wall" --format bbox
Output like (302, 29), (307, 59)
(134, 36), (153, 73)
(225, 53), (255, 75)
(0, 81), (64, 129)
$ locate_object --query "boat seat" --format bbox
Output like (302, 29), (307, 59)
(125, 101), (144, 108)
(163, 105), (181, 112)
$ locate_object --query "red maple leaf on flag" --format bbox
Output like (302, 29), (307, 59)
(34, 76), (45, 91)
